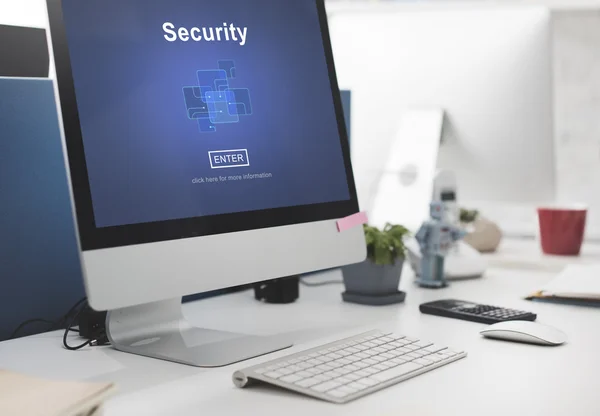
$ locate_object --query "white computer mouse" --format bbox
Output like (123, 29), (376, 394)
(480, 321), (567, 346)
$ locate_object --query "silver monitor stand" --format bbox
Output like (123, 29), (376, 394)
(106, 298), (292, 367)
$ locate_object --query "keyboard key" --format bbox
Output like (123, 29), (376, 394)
(354, 361), (370, 369)
(336, 358), (352, 365)
(380, 361), (397, 368)
(264, 371), (283, 379)
(372, 347), (387, 353)
(362, 358), (378, 366)
(295, 377), (321, 388)
(344, 373), (361, 381)
(314, 374), (333, 382)
(354, 352), (370, 359)
(345, 347), (360, 354)
(390, 357), (408, 365)
(328, 362), (343, 369)
(412, 340), (433, 348)
(380, 352), (395, 359)
(348, 382), (370, 391)
(297, 362), (313, 369)
(334, 376), (353, 385)
(311, 381), (341, 393)
(423, 345), (447, 353)
(337, 367), (353, 375)
(280, 374), (304, 383)
(315, 364), (334, 372)
(306, 367), (323, 375)
(356, 377), (379, 387)
(369, 362), (423, 383)
(353, 370), (372, 378)
(363, 367), (379, 375)
(323, 371), (341, 379)
(296, 371), (314, 378)
(306, 359), (324, 366)
(345, 364), (360, 372)
(380, 336), (394, 343)
(346, 356), (361, 363)
(413, 358), (434, 366)
(372, 356), (387, 363)
(278, 368), (294, 376)
(326, 353), (342, 360)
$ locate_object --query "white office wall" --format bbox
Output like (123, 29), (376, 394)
(553, 10), (600, 239)
(0, 0), (47, 28)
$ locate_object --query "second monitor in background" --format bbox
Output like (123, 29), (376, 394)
(329, 5), (554, 223)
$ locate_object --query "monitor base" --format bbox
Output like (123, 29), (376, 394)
(105, 298), (292, 367)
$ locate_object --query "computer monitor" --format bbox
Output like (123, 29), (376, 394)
(46, 0), (364, 367)
(329, 5), (554, 225)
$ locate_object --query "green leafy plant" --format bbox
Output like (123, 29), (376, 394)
(460, 208), (479, 224)
(364, 223), (410, 266)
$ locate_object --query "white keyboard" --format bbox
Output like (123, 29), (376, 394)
(233, 330), (466, 403)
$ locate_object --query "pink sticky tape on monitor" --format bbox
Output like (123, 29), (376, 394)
(337, 212), (368, 232)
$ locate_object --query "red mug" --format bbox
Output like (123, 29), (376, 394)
(537, 205), (587, 256)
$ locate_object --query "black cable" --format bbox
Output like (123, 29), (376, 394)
(62, 302), (94, 351)
(8, 296), (88, 340)
(57, 297), (87, 328)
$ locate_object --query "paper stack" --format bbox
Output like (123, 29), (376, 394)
(0, 370), (115, 416)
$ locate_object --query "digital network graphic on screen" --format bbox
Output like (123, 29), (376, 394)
(183, 60), (253, 133)
(61, 0), (350, 228)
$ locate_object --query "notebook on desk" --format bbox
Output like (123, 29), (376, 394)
(526, 264), (600, 306)
(0, 370), (114, 416)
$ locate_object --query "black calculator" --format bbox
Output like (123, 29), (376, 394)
(419, 299), (537, 324)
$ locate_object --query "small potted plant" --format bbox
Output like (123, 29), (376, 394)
(460, 208), (502, 253)
(341, 223), (410, 305)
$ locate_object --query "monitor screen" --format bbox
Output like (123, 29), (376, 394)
(58, 0), (351, 229)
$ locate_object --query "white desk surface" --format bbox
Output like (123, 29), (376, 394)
(1, 239), (599, 416)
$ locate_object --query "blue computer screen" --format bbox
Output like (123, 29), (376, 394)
(61, 0), (350, 228)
